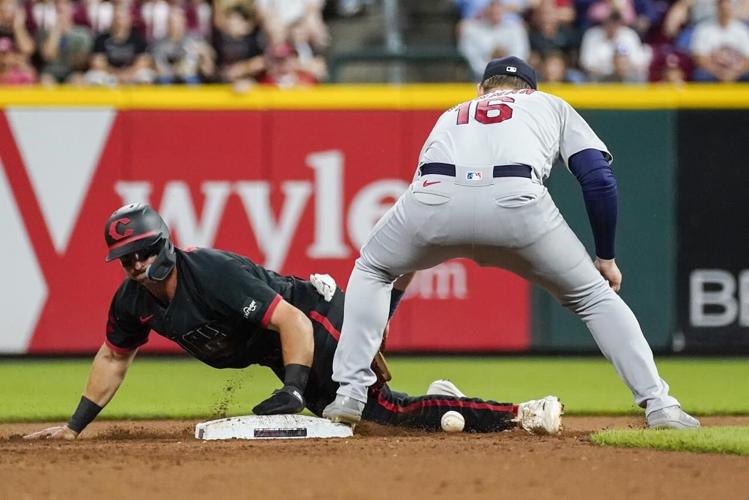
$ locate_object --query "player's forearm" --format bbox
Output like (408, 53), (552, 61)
(83, 343), (136, 407)
(569, 149), (618, 259)
(278, 311), (314, 368)
(65, 344), (135, 435)
(274, 309), (313, 402)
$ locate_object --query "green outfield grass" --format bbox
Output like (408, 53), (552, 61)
(592, 427), (749, 456)
(1, 356), (748, 422)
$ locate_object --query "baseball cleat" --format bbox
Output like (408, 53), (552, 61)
(515, 395), (564, 435)
(646, 406), (700, 429)
(322, 394), (365, 425)
(426, 379), (467, 398)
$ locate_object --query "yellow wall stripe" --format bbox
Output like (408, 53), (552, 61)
(0, 84), (746, 110)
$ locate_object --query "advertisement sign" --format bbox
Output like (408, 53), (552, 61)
(0, 109), (530, 354)
(677, 111), (749, 351)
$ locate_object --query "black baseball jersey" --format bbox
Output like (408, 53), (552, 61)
(106, 248), (326, 369)
(106, 247), (346, 414)
(105, 247), (517, 429)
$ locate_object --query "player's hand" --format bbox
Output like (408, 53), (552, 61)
(252, 386), (306, 415)
(595, 258), (622, 292)
(23, 425), (78, 440)
(310, 273), (336, 302)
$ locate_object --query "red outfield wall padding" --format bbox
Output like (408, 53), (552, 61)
(1, 109), (529, 354)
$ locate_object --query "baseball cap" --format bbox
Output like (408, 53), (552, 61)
(481, 56), (538, 90)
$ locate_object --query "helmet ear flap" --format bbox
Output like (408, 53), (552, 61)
(146, 238), (176, 281)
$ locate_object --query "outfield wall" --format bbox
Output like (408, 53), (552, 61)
(0, 84), (746, 354)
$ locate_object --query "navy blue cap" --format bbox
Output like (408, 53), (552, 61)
(481, 56), (538, 90)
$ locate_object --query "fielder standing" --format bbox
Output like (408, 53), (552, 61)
(324, 56), (699, 430)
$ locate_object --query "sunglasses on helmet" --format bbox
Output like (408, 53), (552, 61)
(119, 242), (162, 267)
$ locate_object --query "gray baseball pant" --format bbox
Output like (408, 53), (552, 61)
(332, 168), (679, 415)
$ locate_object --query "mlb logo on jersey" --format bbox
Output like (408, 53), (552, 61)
(506, 66), (517, 73)
(466, 171), (483, 181)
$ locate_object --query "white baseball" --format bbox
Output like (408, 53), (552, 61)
(440, 411), (465, 432)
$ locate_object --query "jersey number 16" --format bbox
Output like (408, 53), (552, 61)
(456, 97), (514, 125)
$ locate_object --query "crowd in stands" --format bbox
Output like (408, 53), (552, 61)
(0, 0), (329, 85)
(456, 0), (749, 83)
(0, 0), (746, 85)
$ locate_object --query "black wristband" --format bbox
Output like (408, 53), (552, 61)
(67, 396), (103, 434)
(283, 364), (310, 392)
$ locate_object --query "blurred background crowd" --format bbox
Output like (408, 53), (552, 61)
(0, 0), (745, 86)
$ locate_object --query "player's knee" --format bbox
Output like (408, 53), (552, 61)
(560, 278), (612, 315)
(354, 256), (398, 283)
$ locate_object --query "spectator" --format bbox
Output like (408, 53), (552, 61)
(690, 0), (749, 81)
(458, 0), (530, 81)
(454, 0), (491, 18)
(259, 41), (318, 88)
(454, 0), (534, 23)
(0, 0), (35, 58)
(151, 6), (214, 83)
(141, 0), (172, 41)
(76, 0), (146, 37)
(0, 34), (35, 83)
(577, 0), (637, 28)
(84, 6), (152, 85)
(579, 11), (651, 81)
(528, 0), (580, 63)
(288, 17), (327, 81)
(184, 0), (211, 38)
(538, 0), (577, 26)
(663, 0), (719, 44)
(26, 0), (56, 34)
(213, 4), (265, 83)
(660, 54), (688, 82)
(141, 0), (212, 41)
(649, 48), (692, 82)
(578, 0), (663, 39)
(75, 0), (114, 34)
(38, 0), (93, 84)
(538, 49), (587, 82)
(254, 0), (328, 48)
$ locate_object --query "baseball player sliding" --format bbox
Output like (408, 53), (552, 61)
(25, 204), (563, 440)
(324, 56), (699, 430)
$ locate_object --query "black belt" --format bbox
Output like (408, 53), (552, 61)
(419, 162), (532, 179)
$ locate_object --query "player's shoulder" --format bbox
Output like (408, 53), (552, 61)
(178, 247), (259, 278)
(528, 90), (574, 114)
(525, 89), (566, 105)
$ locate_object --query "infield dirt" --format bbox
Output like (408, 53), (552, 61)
(2, 416), (748, 500)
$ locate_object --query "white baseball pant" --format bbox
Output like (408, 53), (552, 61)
(332, 167), (679, 415)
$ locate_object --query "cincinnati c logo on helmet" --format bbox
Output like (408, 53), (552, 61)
(108, 218), (134, 241)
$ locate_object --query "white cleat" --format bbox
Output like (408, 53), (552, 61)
(646, 406), (700, 429)
(322, 395), (364, 426)
(516, 395), (564, 435)
(426, 379), (467, 398)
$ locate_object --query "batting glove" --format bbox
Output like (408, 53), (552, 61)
(252, 386), (306, 415)
(310, 273), (336, 302)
